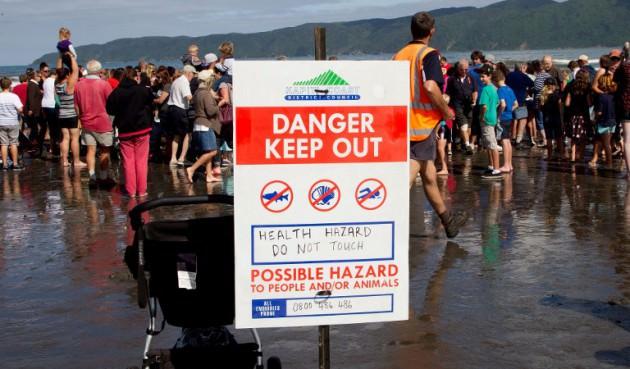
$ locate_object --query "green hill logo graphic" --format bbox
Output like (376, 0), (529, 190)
(293, 70), (350, 86)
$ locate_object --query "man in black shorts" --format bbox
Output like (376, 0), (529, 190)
(394, 12), (468, 238)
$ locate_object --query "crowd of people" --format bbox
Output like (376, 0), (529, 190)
(0, 22), (629, 207)
(436, 44), (630, 179)
(0, 38), (234, 197)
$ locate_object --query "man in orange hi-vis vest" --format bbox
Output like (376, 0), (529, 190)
(394, 12), (468, 238)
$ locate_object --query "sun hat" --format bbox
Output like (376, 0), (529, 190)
(578, 54), (589, 62)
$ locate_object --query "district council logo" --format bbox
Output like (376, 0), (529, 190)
(284, 70), (360, 101)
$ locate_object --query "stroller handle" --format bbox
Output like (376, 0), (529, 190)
(129, 194), (234, 230)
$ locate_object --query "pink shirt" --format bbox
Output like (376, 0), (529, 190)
(74, 76), (113, 132)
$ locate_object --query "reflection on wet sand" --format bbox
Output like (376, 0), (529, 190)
(1, 154), (630, 369)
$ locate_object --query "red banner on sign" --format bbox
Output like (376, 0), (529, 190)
(236, 106), (407, 165)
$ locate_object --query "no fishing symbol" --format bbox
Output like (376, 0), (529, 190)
(309, 179), (340, 212)
(355, 178), (386, 210)
(260, 180), (293, 213)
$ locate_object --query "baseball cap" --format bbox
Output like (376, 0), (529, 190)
(609, 49), (622, 59)
(475, 64), (493, 76)
(182, 65), (197, 74)
(204, 53), (218, 64)
(578, 54), (589, 62)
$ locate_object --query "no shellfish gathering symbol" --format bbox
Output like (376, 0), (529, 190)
(309, 179), (340, 212)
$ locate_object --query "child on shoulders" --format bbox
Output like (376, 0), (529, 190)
(57, 27), (77, 71)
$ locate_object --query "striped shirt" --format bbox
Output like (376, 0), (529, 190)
(56, 82), (77, 119)
(0, 91), (23, 126)
(533, 71), (551, 109)
(533, 72), (551, 95)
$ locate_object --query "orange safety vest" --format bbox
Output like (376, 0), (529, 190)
(393, 42), (443, 141)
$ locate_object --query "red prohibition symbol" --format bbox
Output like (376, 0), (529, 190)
(309, 179), (340, 212)
(260, 180), (293, 213)
(355, 178), (387, 210)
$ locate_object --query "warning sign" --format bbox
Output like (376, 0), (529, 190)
(233, 61), (409, 329)
(309, 179), (340, 212)
(355, 178), (387, 211)
(260, 180), (293, 213)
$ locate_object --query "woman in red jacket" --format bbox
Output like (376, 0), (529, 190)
(106, 67), (153, 197)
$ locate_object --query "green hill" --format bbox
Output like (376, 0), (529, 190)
(33, 0), (629, 65)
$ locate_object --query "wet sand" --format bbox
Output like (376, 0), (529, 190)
(1, 151), (629, 369)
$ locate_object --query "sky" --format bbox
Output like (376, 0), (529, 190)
(0, 0), (502, 66)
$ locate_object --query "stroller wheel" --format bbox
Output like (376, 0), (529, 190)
(267, 356), (282, 369)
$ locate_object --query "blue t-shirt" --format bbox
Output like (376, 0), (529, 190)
(505, 71), (534, 105)
(468, 64), (483, 103)
(497, 85), (517, 122)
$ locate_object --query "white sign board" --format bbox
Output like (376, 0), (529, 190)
(233, 61), (409, 328)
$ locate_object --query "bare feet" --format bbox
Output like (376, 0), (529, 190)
(62, 161), (70, 167)
(74, 161), (87, 168)
(185, 167), (194, 183)
(498, 166), (512, 173)
(588, 160), (597, 167)
(205, 175), (223, 183)
(436, 170), (449, 176)
(169, 160), (178, 167)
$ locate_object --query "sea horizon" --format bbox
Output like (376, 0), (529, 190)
(0, 46), (620, 78)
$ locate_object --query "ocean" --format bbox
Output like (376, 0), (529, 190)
(0, 46), (617, 78)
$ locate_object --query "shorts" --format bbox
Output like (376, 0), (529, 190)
(455, 105), (473, 129)
(623, 110), (630, 122)
(58, 117), (78, 129)
(192, 130), (218, 153)
(497, 120), (512, 140)
(481, 124), (499, 150)
(514, 106), (528, 120)
(0, 125), (19, 145)
(597, 124), (616, 135)
(83, 130), (114, 147)
(165, 106), (189, 137)
(410, 129), (437, 162)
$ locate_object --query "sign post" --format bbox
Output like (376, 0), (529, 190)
(233, 60), (410, 361)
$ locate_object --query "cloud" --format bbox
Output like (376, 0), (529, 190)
(0, 0), (499, 65)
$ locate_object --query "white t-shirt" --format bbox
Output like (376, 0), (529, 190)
(223, 57), (234, 76)
(167, 75), (192, 110)
(42, 77), (57, 109)
(0, 91), (23, 126)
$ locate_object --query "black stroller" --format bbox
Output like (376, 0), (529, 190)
(126, 194), (281, 369)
